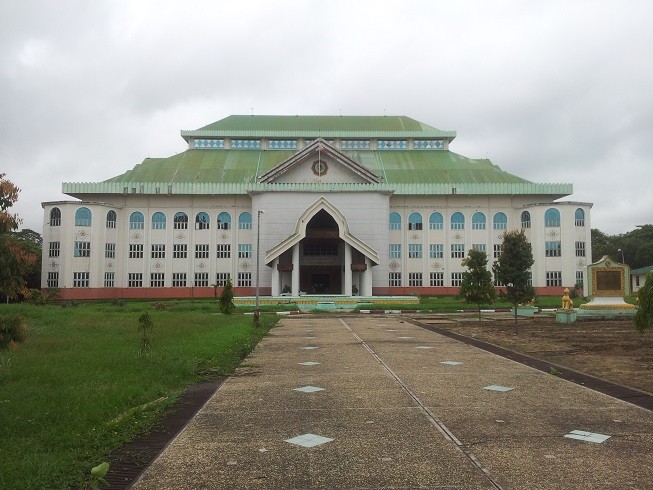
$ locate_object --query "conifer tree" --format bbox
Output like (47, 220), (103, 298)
(460, 249), (496, 321)
(219, 278), (235, 314)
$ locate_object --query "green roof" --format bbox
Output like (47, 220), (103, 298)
(104, 149), (530, 186)
(181, 115), (456, 139)
(631, 266), (653, 275)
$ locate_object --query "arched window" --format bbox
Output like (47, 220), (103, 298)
(129, 211), (145, 230)
(195, 212), (210, 230)
(545, 208), (560, 227)
(493, 212), (508, 230)
(217, 212), (231, 230)
(75, 207), (92, 227)
(389, 212), (401, 230)
(472, 212), (486, 230)
(408, 212), (423, 231)
(575, 208), (585, 227)
(106, 210), (117, 229)
(152, 212), (166, 230)
(451, 212), (465, 230)
(50, 207), (61, 226)
(238, 212), (252, 230)
(173, 212), (188, 230)
(521, 211), (531, 229)
(429, 212), (443, 230)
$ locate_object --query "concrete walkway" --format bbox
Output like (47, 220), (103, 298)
(133, 316), (653, 489)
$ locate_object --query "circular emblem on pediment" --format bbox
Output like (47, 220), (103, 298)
(106, 262), (113, 269)
(241, 261), (250, 270)
(220, 233), (228, 241)
(176, 233), (185, 241)
(432, 262), (442, 270)
(390, 260), (400, 270)
(311, 160), (328, 176)
(198, 262), (206, 269)
(50, 261), (58, 269)
(132, 232), (142, 241)
(605, 259), (612, 267)
(154, 262), (163, 270)
(453, 233), (463, 242)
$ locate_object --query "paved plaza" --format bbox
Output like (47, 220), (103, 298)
(133, 316), (653, 489)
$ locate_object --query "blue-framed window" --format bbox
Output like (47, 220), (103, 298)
(106, 210), (117, 229)
(129, 211), (144, 230)
(493, 212), (508, 230)
(217, 212), (232, 230)
(408, 212), (423, 231)
(545, 208), (560, 227)
(451, 212), (465, 230)
(521, 211), (531, 229)
(575, 208), (585, 226)
(50, 207), (61, 226)
(75, 207), (92, 227)
(174, 212), (188, 229)
(239, 212), (252, 230)
(196, 212), (210, 230)
(389, 212), (401, 230)
(472, 212), (486, 230)
(429, 212), (443, 230)
(152, 212), (166, 230)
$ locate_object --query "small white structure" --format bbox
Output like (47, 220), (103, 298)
(631, 266), (653, 293)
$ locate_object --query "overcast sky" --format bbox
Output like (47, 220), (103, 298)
(1, 0), (651, 235)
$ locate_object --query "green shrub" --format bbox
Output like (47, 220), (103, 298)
(111, 298), (126, 307)
(219, 278), (235, 314)
(0, 315), (27, 349)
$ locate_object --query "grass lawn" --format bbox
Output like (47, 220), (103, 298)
(0, 300), (278, 489)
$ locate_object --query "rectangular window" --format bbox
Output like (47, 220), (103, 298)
(493, 273), (504, 287)
(451, 221), (464, 230)
(408, 244), (422, 259)
(576, 271), (584, 286)
(408, 221), (422, 231)
(451, 272), (463, 287)
(575, 217), (585, 227)
(151, 244), (166, 259)
(174, 219), (188, 230)
(238, 244), (253, 259)
(173, 244), (187, 259)
(429, 272), (444, 287)
(195, 244), (210, 259)
(408, 272), (422, 287)
(74, 241), (91, 257)
(215, 272), (230, 286)
(429, 244), (443, 259)
(129, 244), (144, 258)
(172, 272), (187, 287)
(47, 271), (59, 288)
(451, 244), (465, 258)
(239, 220), (252, 230)
(303, 244), (338, 256)
(575, 241), (586, 257)
(237, 272), (252, 287)
(128, 272), (143, 287)
(472, 221), (485, 230)
(388, 272), (402, 287)
(48, 241), (60, 258)
(389, 244), (401, 259)
(104, 272), (115, 287)
(389, 220), (401, 231)
(546, 271), (562, 287)
(472, 244), (486, 253)
(105, 243), (116, 258)
(545, 241), (561, 257)
(194, 272), (209, 287)
(429, 220), (443, 230)
(73, 272), (90, 287)
(493, 244), (502, 259)
(150, 273), (165, 287)
(217, 244), (231, 259)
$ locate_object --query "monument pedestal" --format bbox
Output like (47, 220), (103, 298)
(555, 309), (577, 323)
(577, 256), (637, 319)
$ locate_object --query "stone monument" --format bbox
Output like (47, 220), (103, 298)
(578, 255), (636, 317)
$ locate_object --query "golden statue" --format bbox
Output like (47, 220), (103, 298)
(561, 288), (573, 309)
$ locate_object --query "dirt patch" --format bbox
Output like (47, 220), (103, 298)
(416, 315), (653, 394)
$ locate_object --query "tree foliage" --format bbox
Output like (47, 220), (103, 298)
(492, 230), (535, 333)
(219, 278), (236, 314)
(634, 272), (653, 333)
(0, 175), (39, 301)
(591, 225), (653, 269)
(460, 249), (496, 321)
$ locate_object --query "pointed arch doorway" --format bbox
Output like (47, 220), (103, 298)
(301, 209), (343, 294)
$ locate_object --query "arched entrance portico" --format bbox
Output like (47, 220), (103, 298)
(266, 198), (379, 297)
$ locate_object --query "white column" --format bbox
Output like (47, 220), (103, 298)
(271, 258), (280, 296)
(291, 244), (300, 296)
(344, 243), (352, 296)
(362, 257), (373, 296)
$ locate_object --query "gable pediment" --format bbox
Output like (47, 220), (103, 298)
(258, 139), (381, 184)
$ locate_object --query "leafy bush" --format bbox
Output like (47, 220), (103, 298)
(0, 315), (27, 349)
(60, 299), (79, 308)
(219, 278), (235, 314)
(150, 301), (169, 311)
(111, 298), (126, 307)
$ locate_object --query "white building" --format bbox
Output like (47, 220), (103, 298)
(41, 115), (592, 300)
